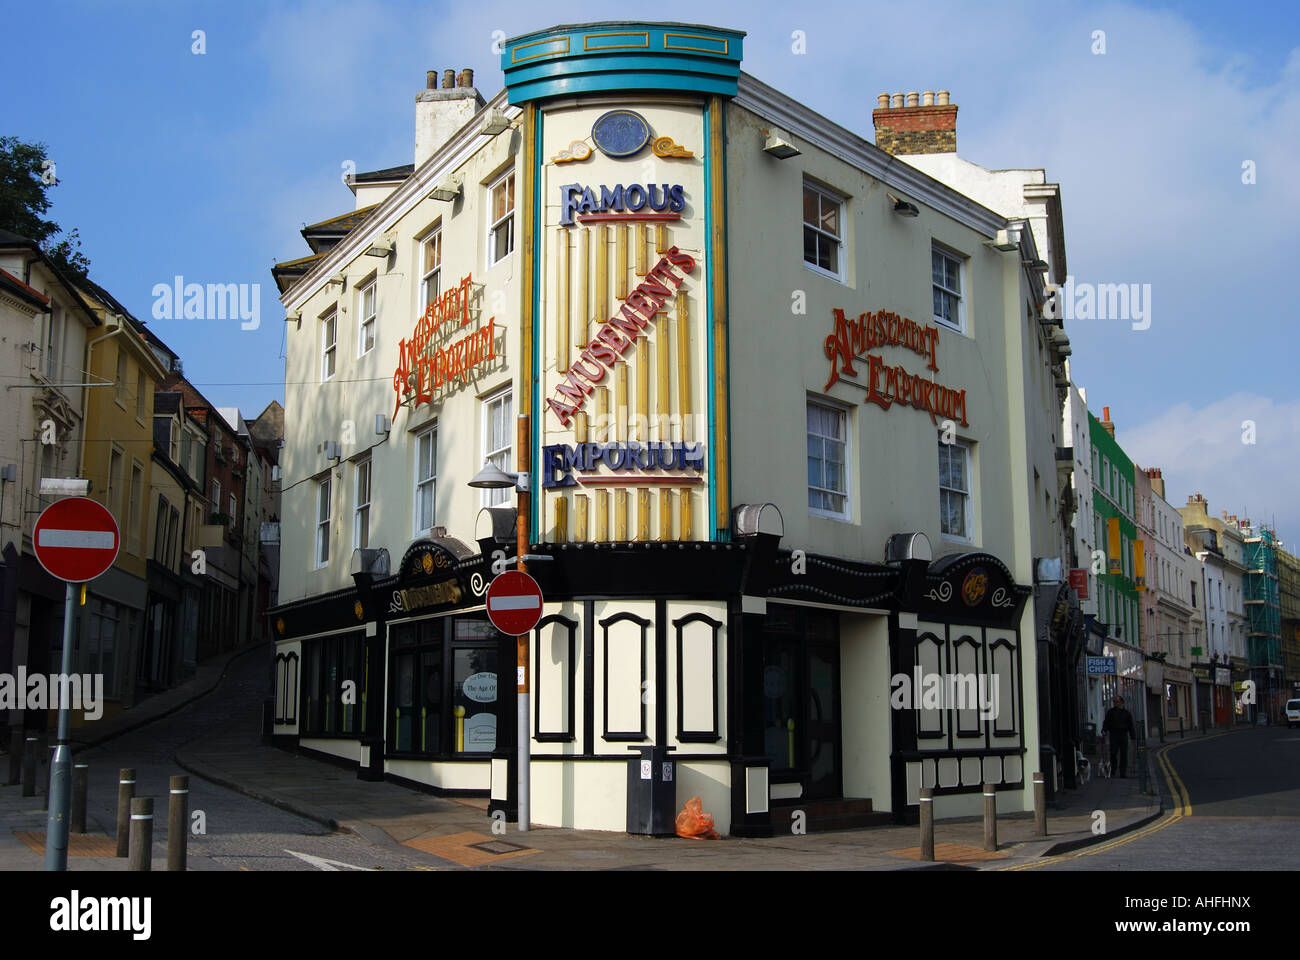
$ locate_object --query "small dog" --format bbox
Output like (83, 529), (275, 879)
(1097, 758), (1112, 779)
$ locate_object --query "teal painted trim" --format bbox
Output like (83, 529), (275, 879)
(716, 100), (731, 544)
(704, 102), (716, 543)
(502, 22), (744, 105)
(531, 110), (544, 543)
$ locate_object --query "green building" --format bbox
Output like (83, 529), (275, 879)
(1089, 413), (1137, 645)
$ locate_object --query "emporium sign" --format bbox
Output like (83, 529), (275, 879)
(823, 308), (969, 427)
(392, 273), (495, 420)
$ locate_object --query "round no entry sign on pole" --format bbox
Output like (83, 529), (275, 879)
(486, 570), (543, 637)
(33, 497), (119, 583)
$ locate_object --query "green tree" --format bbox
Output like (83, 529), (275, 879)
(0, 136), (90, 279)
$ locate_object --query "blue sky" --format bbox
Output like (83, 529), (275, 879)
(7, 0), (1298, 541)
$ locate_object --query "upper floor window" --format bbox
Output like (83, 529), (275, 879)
(45, 304), (62, 379)
(355, 457), (372, 549)
(422, 229), (442, 307)
(932, 244), (964, 331)
(414, 423), (437, 533)
(321, 310), (337, 381)
(358, 280), (376, 357)
(939, 437), (973, 541)
(807, 398), (849, 519)
(115, 345), (128, 405)
(135, 371), (147, 421)
(802, 181), (843, 278)
(488, 172), (515, 266)
(481, 390), (513, 508)
(315, 476), (331, 568)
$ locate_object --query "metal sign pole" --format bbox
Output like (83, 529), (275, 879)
(45, 580), (77, 871)
(516, 411), (530, 832)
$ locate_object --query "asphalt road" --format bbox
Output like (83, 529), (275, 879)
(1032, 725), (1300, 870)
(74, 645), (442, 871)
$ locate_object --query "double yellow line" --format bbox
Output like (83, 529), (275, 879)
(1001, 730), (1235, 870)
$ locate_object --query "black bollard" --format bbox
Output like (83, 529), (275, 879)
(128, 797), (153, 872)
(983, 782), (998, 852)
(21, 736), (36, 797)
(167, 775), (189, 872)
(919, 787), (934, 861)
(1033, 772), (1047, 837)
(116, 768), (135, 858)
(71, 763), (88, 834)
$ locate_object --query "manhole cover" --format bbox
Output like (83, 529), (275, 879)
(467, 839), (531, 855)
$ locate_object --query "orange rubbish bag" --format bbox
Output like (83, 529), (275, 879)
(675, 795), (720, 839)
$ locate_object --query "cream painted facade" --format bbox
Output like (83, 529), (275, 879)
(271, 21), (1058, 834)
(278, 87), (524, 604)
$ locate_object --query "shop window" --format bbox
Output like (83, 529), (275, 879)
(354, 457), (371, 549)
(807, 397), (849, 519)
(88, 599), (120, 698)
(301, 634), (362, 736)
(358, 279), (376, 357)
(321, 310), (337, 382)
(932, 244), (965, 332)
(488, 171), (515, 266)
(421, 228), (442, 307)
(414, 423), (436, 533)
(315, 476), (331, 567)
(453, 623), (500, 753)
(939, 437), (972, 541)
(802, 180), (843, 279)
(481, 389), (512, 507)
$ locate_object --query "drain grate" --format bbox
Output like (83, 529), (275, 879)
(467, 839), (531, 855)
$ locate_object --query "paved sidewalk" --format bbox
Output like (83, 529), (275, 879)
(173, 724), (1171, 870)
(7, 641), (1249, 870)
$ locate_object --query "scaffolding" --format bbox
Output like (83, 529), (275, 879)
(1243, 528), (1282, 668)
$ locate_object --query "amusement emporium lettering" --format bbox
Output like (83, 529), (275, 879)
(542, 441), (705, 488)
(823, 307), (969, 427)
(392, 273), (495, 420)
(545, 246), (696, 427)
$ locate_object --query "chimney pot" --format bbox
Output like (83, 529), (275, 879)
(937, 90), (950, 105)
(877, 93), (889, 109)
(891, 93), (904, 108)
(426, 70), (436, 89)
(906, 92), (919, 107)
(922, 90), (934, 106)
(443, 69), (455, 89)
(1103, 406), (1111, 421)
(462, 67), (474, 88)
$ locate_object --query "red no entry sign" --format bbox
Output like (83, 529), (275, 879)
(33, 497), (119, 583)
(486, 570), (543, 637)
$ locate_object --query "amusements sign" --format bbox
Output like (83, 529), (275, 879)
(824, 308), (969, 426)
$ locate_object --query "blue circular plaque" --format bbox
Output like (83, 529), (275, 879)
(591, 110), (651, 158)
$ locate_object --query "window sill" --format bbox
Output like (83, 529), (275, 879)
(802, 260), (845, 284)
(809, 507), (854, 524)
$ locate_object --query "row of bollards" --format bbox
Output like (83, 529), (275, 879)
(8, 740), (190, 872)
(917, 772), (1049, 860)
(115, 768), (189, 871)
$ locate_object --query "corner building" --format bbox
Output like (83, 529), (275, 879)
(271, 21), (1055, 835)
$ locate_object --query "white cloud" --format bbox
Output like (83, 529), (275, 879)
(1118, 393), (1300, 545)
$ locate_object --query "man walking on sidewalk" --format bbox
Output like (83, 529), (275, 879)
(1103, 695), (1136, 777)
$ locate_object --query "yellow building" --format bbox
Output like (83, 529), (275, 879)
(75, 280), (169, 716)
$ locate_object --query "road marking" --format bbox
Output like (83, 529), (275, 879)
(284, 849), (374, 871)
(1000, 730), (1241, 870)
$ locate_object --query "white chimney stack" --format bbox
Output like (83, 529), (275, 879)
(415, 66), (485, 169)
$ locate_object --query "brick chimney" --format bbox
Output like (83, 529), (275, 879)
(1100, 405), (1116, 437)
(1144, 467), (1165, 500)
(872, 89), (957, 155)
(415, 66), (484, 169)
